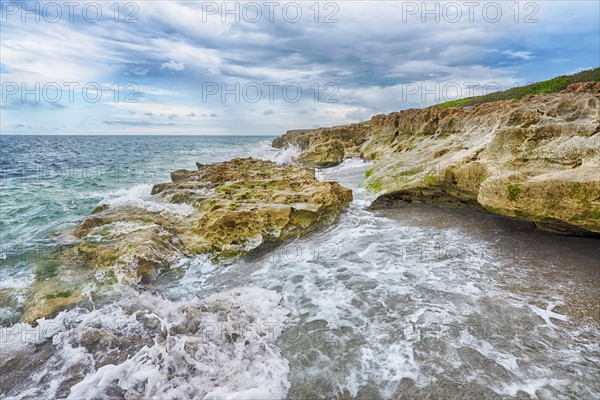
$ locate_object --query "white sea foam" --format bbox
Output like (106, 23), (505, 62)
(3, 156), (599, 399)
(233, 159), (600, 398)
(0, 270), (34, 291)
(273, 144), (301, 166)
(1, 286), (291, 400)
(250, 140), (301, 166)
(96, 184), (196, 217)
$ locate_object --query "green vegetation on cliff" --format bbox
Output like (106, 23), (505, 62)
(437, 67), (600, 108)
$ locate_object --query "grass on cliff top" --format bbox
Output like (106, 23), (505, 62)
(436, 67), (600, 109)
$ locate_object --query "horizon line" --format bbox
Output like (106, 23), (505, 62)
(0, 133), (280, 137)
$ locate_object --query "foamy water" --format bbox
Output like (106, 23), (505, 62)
(1, 138), (599, 399)
(1, 286), (291, 399)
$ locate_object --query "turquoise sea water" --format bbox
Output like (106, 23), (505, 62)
(0, 135), (274, 277)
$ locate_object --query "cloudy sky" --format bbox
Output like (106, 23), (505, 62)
(1, 1), (599, 135)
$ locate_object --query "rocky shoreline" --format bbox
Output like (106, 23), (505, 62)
(21, 158), (352, 322)
(274, 82), (600, 236)
(17, 82), (600, 323)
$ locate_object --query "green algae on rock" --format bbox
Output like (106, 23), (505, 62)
(363, 83), (600, 235)
(150, 158), (352, 257)
(20, 158), (352, 323)
(275, 82), (600, 236)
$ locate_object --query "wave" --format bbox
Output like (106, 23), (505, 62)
(94, 184), (196, 217)
(247, 140), (300, 166)
(1, 286), (291, 399)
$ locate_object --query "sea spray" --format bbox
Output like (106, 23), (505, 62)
(1, 286), (291, 399)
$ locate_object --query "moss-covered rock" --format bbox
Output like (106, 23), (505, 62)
(22, 158), (352, 322)
(21, 268), (87, 323)
(76, 158), (352, 269)
(295, 139), (345, 168)
(272, 83), (599, 235)
(152, 158), (352, 257)
(362, 84), (600, 235)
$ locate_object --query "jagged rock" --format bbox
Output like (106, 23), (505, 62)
(271, 84), (600, 235)
(273, 123), (370, 167)
(361, 85), (600, 235)
(171, 169), (196, 182)
(21, 158), (352, 322)
(295, 139), (345, 168)
(564, 81), (600, 94)
(151, 158), (352, 257)
(70, 208), (184, 279)
(21, 277), (86, 323)
(91, 204), (109, 214)
(77, 158), (352, 269)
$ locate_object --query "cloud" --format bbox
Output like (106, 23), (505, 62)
(130, 67), (150, 76)
(160, 60), (185, 72)
(501, 50), (534, 61)
(345, 108), (372, 121)
(1, 101), (42, 110)
(108, 101), (213, 117)
(1, 1), (597, 134)
(136, 86), (181, 97)
(103, 120), (177, 126)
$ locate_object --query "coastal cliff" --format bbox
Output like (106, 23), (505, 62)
(275, 82), (600, 235)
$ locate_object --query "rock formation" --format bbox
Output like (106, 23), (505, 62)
(272, 123), (370, 167)
(19, 83), (600, 323)
(21, 158), (352, 322)
(276, 83), (600, 236)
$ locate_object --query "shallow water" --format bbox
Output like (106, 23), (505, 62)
(1, 139), (599, 399)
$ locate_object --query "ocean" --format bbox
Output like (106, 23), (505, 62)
(1, 135), (599, 399)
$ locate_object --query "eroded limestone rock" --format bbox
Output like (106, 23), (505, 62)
(271, 83), (600, 235)
(363, 83), (600, 235)
(272, 123), (370, 167)
(22, 158), (352, 322)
